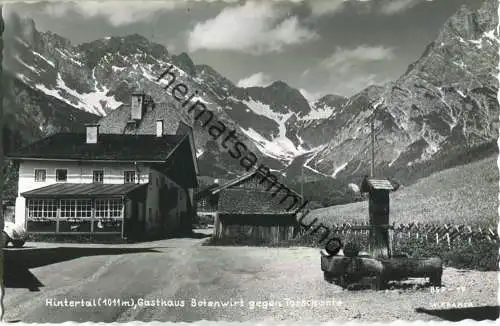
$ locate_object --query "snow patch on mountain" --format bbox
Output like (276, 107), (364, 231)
(32, 51), (55, 67)
(465, 28), (499, 49)
(34, 73), (122, 116)
(238, 98), (320, 161)
(483, 28), (499, 42)
(56, 49), (84, 66)
(299, 106), (334, 120)
(331, 162), (348, 178)
(242, 98), (282, 121)
(112, 66), (126, 72)
(14, 55), (39, 74)
(303, 148), (331, 177)
(240, 127), (300, 162)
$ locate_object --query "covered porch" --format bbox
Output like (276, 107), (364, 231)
(21, 183), (148, 240)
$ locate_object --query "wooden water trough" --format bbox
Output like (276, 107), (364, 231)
(321, 250), (443, 290)
(319, 177), (443, 290)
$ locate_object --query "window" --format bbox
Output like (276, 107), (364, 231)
(56, 169), (68, 182)
(93, 170), (104, 183)
(198, 198), (208, 209)
(27, 199), (57, 220)
(60, 199), (92, 220)
(124, 171), (136, 184)
(34, 169), (46, 182)
(95, 199), (122, 220)
(148, 172), (153, 185)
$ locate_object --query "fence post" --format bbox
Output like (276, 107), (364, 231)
(454, 225), (461, 243)
(467, 225), (472, 246)
(435, 233), (439, 244)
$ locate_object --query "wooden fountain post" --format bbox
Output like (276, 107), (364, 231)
(361, 177), (393, 258)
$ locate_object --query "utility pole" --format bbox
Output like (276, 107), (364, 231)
(300, 165), (304, 204)
(370, 114), (375, 178)
(370, 99), (382, 178)
(0, 4), (5, 321)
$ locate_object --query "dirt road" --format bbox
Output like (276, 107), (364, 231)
(3, 234), (498, 323)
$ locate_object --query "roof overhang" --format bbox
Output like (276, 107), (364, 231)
(6, 157), (166, 163)
(367, 179), (394, 190)
(21, 183), (148, 198)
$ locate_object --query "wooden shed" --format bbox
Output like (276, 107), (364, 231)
(207, 170), (301, 244)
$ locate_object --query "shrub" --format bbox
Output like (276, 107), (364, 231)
(291, 227), (499, 271)
(394, 236), (499, 271)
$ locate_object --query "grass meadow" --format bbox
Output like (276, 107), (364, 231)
(306, 155), (498, 227)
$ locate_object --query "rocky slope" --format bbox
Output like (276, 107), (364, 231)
(300, 0), (499, 180)
(4, 12), (338, 177)
(1, 70), (99, 197)
(2, 0), (498, 187)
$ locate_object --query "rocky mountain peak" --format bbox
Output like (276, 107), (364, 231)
(243, 80), (312, 117)
(75, 34), (169, 69)
(172, 52), (196, 76)
(4, 13), (41, 48)
(436, 1), (496, 44)
(40, 31), (72, 51)
(313, 94), (348, 111)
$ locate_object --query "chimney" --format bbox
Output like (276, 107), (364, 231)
(146, 95), (155, 112)
(131, 90), (145, 120)
(86, 124), (99, 144)
(156, 120), (164, 137)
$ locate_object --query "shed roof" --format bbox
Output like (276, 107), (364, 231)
(367, 179), (394, 190)
(21, 183), (147, 198)
(210, 170), (256, 194)
(7, 133), (184, 161)
(218, 188), (301, 215)
(211, 168), (302, 198)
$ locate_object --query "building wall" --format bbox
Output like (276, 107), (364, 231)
(144, 168), (187, 235)
(15, 160), (192, 236)
(217, 221), (295, 244)
(15, 160), (150, 226)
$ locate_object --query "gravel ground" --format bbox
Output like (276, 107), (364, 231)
(3, 236), (498, 323)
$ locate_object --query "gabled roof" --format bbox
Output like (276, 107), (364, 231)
(176, 121), (199, 175)
(194, 184), (219, 201)
(7, 133), (184, 162)
(367, 179), (394, 190)
(210, 170), (257, 194)
(218, 189), (299, 215)
(98, 103), (184, 135)
(211, 168), (302, 197)
(22, 183), (147, 198)
(361, 178), (394, 191)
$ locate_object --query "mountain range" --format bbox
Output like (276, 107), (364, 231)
(2, 0), (498, 201)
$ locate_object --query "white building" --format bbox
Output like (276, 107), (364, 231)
(7, 120), (199, 241)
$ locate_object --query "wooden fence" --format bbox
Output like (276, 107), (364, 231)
(298, 222), (499, 248)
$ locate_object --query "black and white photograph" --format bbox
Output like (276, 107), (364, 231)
(0, 0), (498, 323)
